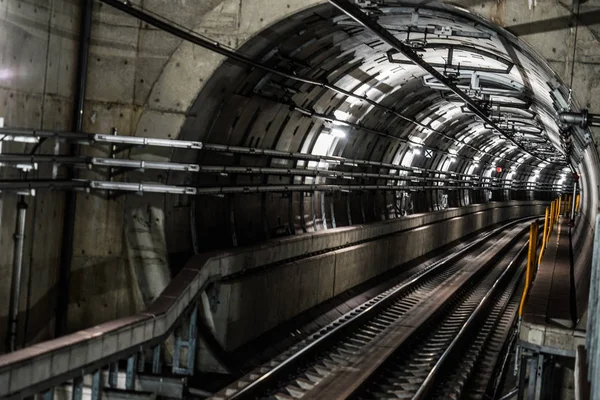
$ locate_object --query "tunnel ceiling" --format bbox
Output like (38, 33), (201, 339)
(124, 0), (595, 249)
(175, 1), (587, 195)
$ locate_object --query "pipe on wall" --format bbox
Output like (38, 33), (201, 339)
(6, 199), (27, 352)
(55, 0), (93, 337)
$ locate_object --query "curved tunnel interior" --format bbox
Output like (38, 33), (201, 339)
(2, 1), (600, 397)
(159, 2), (589, 252)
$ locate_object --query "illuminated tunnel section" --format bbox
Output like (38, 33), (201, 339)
(166, 2), (590, 251)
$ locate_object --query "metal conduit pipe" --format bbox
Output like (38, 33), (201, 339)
(0, 153), (541, 185)
(0, 179), (570, 197)
(0, 153), (575, 193)
(202, 143), (553, 179)
(6, 199), (27, 352)
(56, 0), (93, 338)
(0, 153), (480, 181)
(98, 0), (543, 166)
(0, 126), (540, 176)
(0, 125), (561, 175)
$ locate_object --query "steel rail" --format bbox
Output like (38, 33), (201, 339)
(327, 0), (564, 166)
(98, 0), (536, 165)
(412, 239), (530, 399)
(226, 218), (531, 399)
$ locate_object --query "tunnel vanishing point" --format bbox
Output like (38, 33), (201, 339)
(1, 0), (600, 399)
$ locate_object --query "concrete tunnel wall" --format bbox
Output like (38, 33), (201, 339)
(0, 0), (600, 356)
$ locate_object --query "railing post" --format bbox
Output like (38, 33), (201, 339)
(172, 298), (199, 375)
(152, 345), (162, 374)
(109, 362), (118, 388)
(539, 208), (549, 266)
(137, 349), (145, 373)
(126, 354), (137, 390)
(42, 388), (54, 400)
(72, 376), (83, 400)
(91, 370), (101, 400)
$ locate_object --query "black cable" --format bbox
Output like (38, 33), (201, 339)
(569, 2), (582, 104)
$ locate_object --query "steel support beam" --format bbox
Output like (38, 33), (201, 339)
(328, 0), (563, 165)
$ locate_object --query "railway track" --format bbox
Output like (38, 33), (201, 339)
(211, 219), (535, 400)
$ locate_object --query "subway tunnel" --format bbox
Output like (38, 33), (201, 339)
(0, 0), (600, 399)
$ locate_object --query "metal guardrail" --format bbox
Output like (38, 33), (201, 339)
(0, 201), (547, 399)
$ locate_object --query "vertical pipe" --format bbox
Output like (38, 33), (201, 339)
(571, 183), (578, 224)
(539, 208), (549, 265)
(519, 222), (537, 317)
(56, 0), (93, 337)
(6, 199), (27, 352)
(549, 201), (555, 237)
(531, 223), (538, 280)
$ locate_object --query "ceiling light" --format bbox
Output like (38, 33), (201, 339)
(409, 136), (424, 145)
(334, 110), (350, 122)
(331, 128), (346, 138)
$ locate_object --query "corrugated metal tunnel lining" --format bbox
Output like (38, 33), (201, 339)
(164, 2), (583, 251)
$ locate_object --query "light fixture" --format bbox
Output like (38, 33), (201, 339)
(450, 157), (456, 163)
(334, 110), (350, 122)
(331, 128), (346, 138)
(413, 148), (421, 155)
(409, 136), (424, 145)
